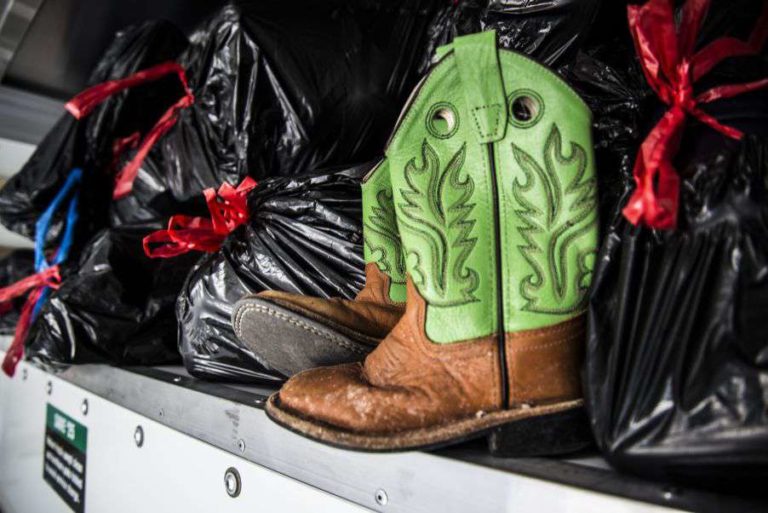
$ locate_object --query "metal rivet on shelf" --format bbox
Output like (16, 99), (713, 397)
(134, 426), (144, 448)
(46, 381), (52, 395)
(81, 399), (89, 416)
(237, 439), (246, 453)
(21, 368), (27, 380)
(662, 487), (678, 501)
(224, 467), (241, 498)
(375, 488), (388, 506)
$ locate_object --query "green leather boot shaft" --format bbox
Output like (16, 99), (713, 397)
(385, 30), (598, 343)
(361, 160), (407, 303)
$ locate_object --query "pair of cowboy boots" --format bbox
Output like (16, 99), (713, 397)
(233, 30), (598, 455)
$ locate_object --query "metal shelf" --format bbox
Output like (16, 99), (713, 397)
(3, 336), (766, 512)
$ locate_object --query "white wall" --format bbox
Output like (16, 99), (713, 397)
(0, 136), (35, 248)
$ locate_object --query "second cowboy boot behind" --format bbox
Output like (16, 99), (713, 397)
(265, 30), (598, 455)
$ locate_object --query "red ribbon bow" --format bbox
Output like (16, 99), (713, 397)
(143, 177), (258, 258)
(65, 61), (195, 200)
(623, 0), (768, 229)
(0, 265), (61, 377)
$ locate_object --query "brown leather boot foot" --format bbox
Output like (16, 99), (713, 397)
(267, 377), (586, 453)
(265, 281), (591, 455)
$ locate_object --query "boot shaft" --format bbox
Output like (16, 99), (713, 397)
(361, 159), (407, 303)
(384, 31), (597, 343)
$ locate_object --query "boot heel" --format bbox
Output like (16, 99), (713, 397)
(487, 407), (594, 457)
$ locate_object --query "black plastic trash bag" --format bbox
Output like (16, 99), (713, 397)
(428, 0), (602, 70)
(0, 20), (188, 244)
(561, 40), (650, 230)
(481, 0), (601, 67)
(584, 0), (768, 490)
(0, 250), (35, 334)
(109, 0), (446, 228)
(17, 1), (449, 369)
(561, 0), (768, 229)
(26, 227), (199, 367)
(585, 135), (768, 490)
(177, 165), (367, 382)
(111, 0), (604, 227)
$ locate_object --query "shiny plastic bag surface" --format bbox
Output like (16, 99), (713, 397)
(0, 250), (35, 334)
(583, 0), (768, 489)
(431, 0), (602, 68)
(109, 1), (446, 227)
(109, 0), (608, 227)
(562, 0), (768, 231)
(177, 165), (367, 382)
(26, 227), (199, 366)
(0, 21), (188, 243)
(19, 1), (447, 368)
(586, 135), (768, 489)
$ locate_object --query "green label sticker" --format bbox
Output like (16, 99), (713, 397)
(44, 404), (87, 513)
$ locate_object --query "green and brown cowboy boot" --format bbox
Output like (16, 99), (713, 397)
(232, 160), (407, 377)
(265, 30), (598, 455)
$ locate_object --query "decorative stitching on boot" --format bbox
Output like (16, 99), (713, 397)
(397, 141), (478, 306)
(511, 123), (597, 316)
(234, 304), (368, 355)
(506, 316), (585, 339)
(364, 188), (406, 286)
(471, 104), (501, 139)
(508, 334), (583, 353)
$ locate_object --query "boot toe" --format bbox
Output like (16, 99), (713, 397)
(277, 363), (428, 434)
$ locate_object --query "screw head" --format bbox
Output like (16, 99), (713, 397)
(134, 426), (144, 447)
(158, 408), (164, 418)
(237, 439), (246, 453)
(173, 376), (181, 383)
(46, 381), (52, 395)
(224, 467), (241, 498)
(375, 489), (388, 506)
(21, 368), (28, 380)
(81, 399), (89, 416)
(662, 486), (678, 501)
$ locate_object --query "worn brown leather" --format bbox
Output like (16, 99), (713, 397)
(355, 263), (403, 305)
(505, 316), (585, 408)
(257, 263), (404, 339)
(278, 278), (585, 434)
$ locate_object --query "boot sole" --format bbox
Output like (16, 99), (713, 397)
(232, 298), (378, 377)
(265, 393), (593, 456)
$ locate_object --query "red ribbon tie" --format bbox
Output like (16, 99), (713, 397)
(65, 61), (195, 200)
(143, 177), (258, 258)
(623, 0), (768, 229)
(0, 265), (61, 377)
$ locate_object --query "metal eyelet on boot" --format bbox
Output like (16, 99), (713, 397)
(426, 102), (459, 139)
(507, 89), (544, 128)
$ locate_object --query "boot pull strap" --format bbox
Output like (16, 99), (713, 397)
(452, 30), (507, 143)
